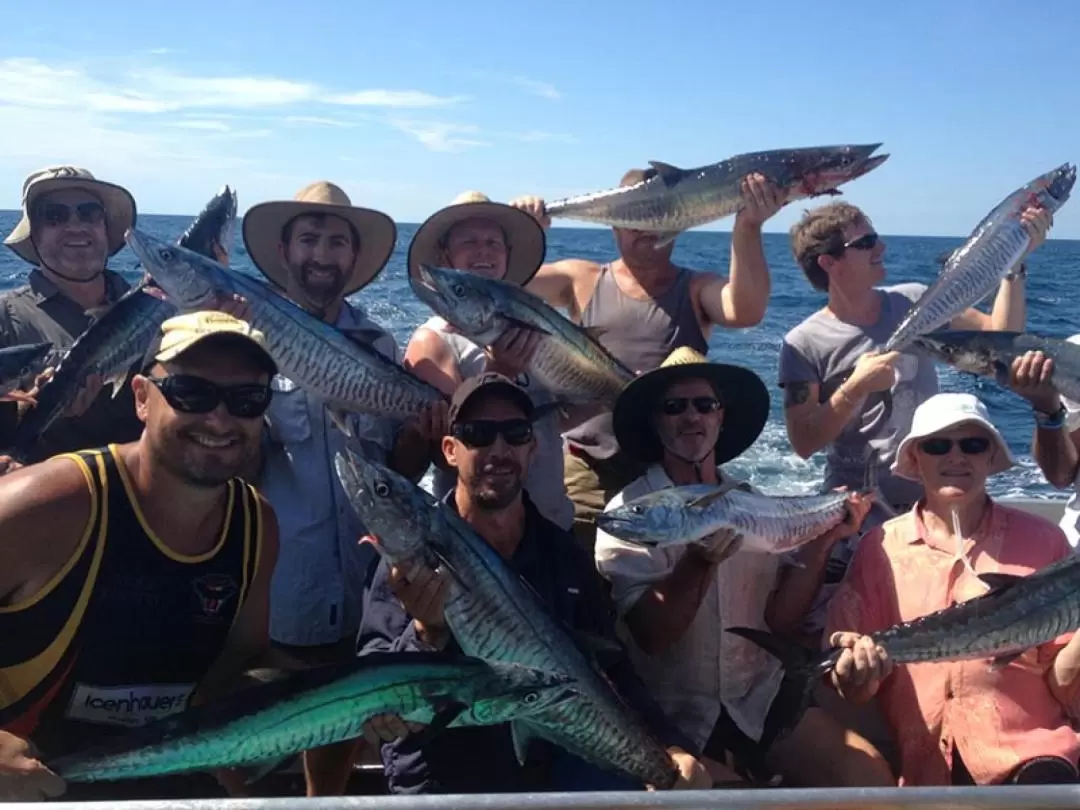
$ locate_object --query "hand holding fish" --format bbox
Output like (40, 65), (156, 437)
(486, 328), (543, 380)
(829, 631), (893, 703)
(661, 746), (712, 790)
(690, 528), (743, 564)
(845, 350), (901, 397)
(815, 491), (874, 547)
(380, 550), (452, 647)
(362, 713), (427, 746)
(0, 731), (66, 801)
(213, 293), (252, 323)
(734, 174), (788, 229)
(508, 195), (551, 229)
(1019, 204), (1054, 257)
(66, 373), (103, 418)
(0, 455), (23, 476)
(1008, 350), (1062, 415)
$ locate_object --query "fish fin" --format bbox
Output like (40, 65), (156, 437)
(427, 547), (469, 593)
(934, 249), (957, 267)
(648, 161), (687, 187)
(581, 325), (608, 341)
(686, 488), (728, 509)
(242, 667), (293, 685)
(510, 720), (540, 766)
(989, 651), (1026, 671)
(104, 369), (133, 399)
(327, 407), (355, 438)
(395, 701), (467, 753)
(652, 231), (682, 249)
(242, 756), (293, 786)
(977, 572), (1025, 592)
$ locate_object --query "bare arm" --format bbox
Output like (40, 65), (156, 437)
(949, 274), (1026, 332)
(525, 260), (581, 313)
(0, 456), (91, 606)
(696, 224), (773, 330)
(623, 549), (718, 656)
(403, 327), (463, 396)
(1034, 426), (1080, 490)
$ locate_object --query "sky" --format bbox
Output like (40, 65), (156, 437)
(0, 1), (1078, 238)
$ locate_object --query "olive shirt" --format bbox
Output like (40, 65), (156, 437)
(0, 268), (143, 459)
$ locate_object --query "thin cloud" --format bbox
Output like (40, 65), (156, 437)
(167, 119), (232, 132)
(387, 120), (490, 153)
(512, 77), (561, 101)
(509, 130), (577, 144)
(326, 90), (467, 108)
(284, 115), (360, 128)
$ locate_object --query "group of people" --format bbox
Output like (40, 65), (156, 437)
(0, 160), (1079, 802)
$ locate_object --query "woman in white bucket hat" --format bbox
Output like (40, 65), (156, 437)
(823, 392), (1080, 786)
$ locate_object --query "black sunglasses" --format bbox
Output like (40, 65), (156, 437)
(659, 396), (723, 416)
(37, 201), (106, 227)
(451, 418), (534, 448)
(919, 436), (992, 456)
(840, 232), (880, 252)
(148, 375), (272, 420)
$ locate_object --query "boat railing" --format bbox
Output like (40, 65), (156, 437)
(12, 786), (1080, 809)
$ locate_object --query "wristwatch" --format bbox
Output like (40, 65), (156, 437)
(1035, 404), (1066, 430)
(1006, 263), (1027, 281)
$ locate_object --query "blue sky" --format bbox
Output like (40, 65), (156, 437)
(0, 1), (1077, 238)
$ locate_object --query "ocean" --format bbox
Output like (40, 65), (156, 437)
(2, 210), (1078, 501)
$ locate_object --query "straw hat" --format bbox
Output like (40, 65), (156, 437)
(613, 346), (771, 464)
(3, 166), (137, 266)
(407, 191), (546, 286)
(891, 392), (1016, 481)
(242, 181), (397, 296)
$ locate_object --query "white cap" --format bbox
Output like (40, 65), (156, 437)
(891, 392), (1016, 481)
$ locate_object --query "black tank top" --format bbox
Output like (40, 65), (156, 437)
(0, 445), (263, 759)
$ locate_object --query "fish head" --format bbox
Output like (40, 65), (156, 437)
(912, 332), (1000, 376)
(333, 450), (432, 563)
(410, 264), (502, 339)
(468, 662), (581, 723)
(0, 341), (53, 393)
(125, 228), (222, 310)
(1030, 163), (1077, 211)
(595, 489), (697, 547)
(782, 144), (888, 198)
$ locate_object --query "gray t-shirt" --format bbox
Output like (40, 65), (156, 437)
(778, 283), (939, 509)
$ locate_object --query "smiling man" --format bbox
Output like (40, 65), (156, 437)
(0, 166), (144, 468)
(0, 311), (280, 803)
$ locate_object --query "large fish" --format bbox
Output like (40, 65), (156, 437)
(0, 342), (53, 400)
(51, 652), (578, 783)
(411, 264), (634, 405)
(727, 553), (1080, 735)
(125, 228), (445, 421)
(334, 451), (679, 789)
(544, 144), (888, 246)
(595, 485), (854, 556)
(885, 163), (1077, 352)
(914, 330), (1080, 403)
(5, 188), (240, 458)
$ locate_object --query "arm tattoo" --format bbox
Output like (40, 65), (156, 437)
(784, 382), (811, 407)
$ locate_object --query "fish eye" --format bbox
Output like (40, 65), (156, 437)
(452, 283), (466, 297)
(158, 248), (174, 261)
(374, 481), (390, 497)
(523, 691), (539, 704)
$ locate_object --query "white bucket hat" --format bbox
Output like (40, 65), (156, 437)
(891, 392), (1016, 481)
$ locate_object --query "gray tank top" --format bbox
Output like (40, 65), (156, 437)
(563, 265), (709, 460)
(421, 317), (574, 530)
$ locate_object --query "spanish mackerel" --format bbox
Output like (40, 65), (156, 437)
(51, 652), (577, 783)
(125, 229), (445, 420)
(411, 264), (634, 405)
(914, 330), (1080, 403)
(595, 485), (853, 555)
(0, 342), (53, 399)
(334, 452), (679, 789)
(177, 185), (238, 260)
(728, 552), (1080, 733)
(544, 144), (888, 245)
(885, 163), (1077, 352)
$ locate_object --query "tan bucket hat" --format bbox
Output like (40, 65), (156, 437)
(407, 191), (546, 287)
(3, 166), (137, 266)
(241, 181), (397, 296)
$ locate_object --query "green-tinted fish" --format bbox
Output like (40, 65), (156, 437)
(52, 652), (578, 783)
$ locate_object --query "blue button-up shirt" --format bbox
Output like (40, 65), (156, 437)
(260, 302), (403, 647)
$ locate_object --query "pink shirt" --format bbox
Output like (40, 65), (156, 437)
(824, 501), (1080, 786)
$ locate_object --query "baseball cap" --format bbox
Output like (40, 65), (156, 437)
(143, 310), (278, 377)
(448, 372), (534, 426)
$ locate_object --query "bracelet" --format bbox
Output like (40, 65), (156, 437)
(1035, 405), (1066, 430)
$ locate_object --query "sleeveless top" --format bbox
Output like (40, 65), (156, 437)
(0, 445), (263, 759)
(563, 265), (709, 460)
(420, 316), (574, 530)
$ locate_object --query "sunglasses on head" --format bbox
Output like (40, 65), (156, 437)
(659, 396), (723, 416)
(919, 436), (992, 456)
(36, 201), (105, 228)
(451, 418), (534, 448)
(148, 375), (271, 420)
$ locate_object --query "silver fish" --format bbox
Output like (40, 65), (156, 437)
(411, 264), (634, 405)
(545, 144), (888, 245)
(596, 485), (852, 555)
(52, 652), (578, 783)
(126, 229), (445, 421)
(0, 342), (52, 399)
(885, 163), (1077, 352)
(177, 185), (238, 261)
(914, 330), (1080, 403)
(334, 451), (679, 789)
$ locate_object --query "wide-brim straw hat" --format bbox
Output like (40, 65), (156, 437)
(3, 166), (137, 266)
(613, 346), (771, 464)
(891, 392), (1016, 481)
(407, 191), (546, 287)
(242, 181), (397, 296)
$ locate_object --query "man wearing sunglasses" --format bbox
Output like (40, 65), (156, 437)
(357, 371), (710, 794)
(594, 347), (893, 789)
(0, 310), (282, 802)
(0, 166), (143, 472)
(824, 392), (1080, 786)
